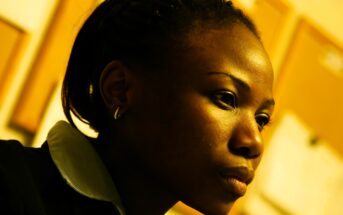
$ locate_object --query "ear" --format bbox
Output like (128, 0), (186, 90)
(99, 60), (130, 114)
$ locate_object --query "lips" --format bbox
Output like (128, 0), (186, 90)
(219, 166), (254, 196)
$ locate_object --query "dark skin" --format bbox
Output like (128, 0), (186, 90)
(98, 22), (274, 215)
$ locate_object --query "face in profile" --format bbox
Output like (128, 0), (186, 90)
(116, 22), (274, 215)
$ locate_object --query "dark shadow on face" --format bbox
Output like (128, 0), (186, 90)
(116, 22), (274, 215)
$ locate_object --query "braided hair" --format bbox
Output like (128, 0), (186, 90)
(62, 0), (259, 134)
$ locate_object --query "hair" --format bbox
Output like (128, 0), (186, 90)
(62, 0), (259, 135)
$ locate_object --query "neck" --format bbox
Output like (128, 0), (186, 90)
(111, 163), (177, 215)
(94, 137), (177, 215)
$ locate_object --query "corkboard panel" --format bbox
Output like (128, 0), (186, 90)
(275, 19), (343, 156)
(0, 18), (25, 107)
(10, 0), (99, 133)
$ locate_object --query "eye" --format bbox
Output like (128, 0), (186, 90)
(255, 113), (270, 131)
(212, 90), (237, 109)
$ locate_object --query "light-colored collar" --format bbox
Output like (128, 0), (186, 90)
(47, 121), (125, 215)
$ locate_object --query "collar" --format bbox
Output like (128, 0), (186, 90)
(47, 121), (125, 215)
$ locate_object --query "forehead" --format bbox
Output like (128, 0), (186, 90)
(177, 22), (274, 87)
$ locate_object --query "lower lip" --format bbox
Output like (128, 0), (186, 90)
(224, 177), (248, 196)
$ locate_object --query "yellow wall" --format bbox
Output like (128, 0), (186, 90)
(289, 0), (343, 46)
(0, 0), (57, 31)
(0, 0), (58, 142)
(237, 0), (343, 46)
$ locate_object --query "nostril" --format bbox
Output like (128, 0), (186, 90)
(236, 146), (250, 157)
(230, 146), (260, 159)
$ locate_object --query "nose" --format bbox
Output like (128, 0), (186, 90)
(229, 115), (263, 159)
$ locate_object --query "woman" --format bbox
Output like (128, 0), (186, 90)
(0, 0), (274, 214)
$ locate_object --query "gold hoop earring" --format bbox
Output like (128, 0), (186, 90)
(113, 106), (121, 120)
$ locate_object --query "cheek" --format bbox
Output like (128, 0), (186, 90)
(158, 95), (236, 167)
(124, 87), (242, 176)
(122, 91), (243, 213)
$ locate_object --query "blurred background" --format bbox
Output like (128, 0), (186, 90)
(0, 0), (343, 214)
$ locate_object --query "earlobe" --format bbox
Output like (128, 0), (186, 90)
(99, 60), (130, 112)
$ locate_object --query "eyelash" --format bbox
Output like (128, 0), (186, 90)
(212, 90), (237, 110)
(212, 90), (271, 131)
(255, 113), (271, 131)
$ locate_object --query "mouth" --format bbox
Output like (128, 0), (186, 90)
(219, 166), (254, 196)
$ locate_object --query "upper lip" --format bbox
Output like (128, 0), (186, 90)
(219, 166), (254, 184)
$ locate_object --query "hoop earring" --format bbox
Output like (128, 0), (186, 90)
(113, 106), (121, 120)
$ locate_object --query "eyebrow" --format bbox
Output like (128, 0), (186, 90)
(261, 99), (275, 109)
(207, 71), (275, 109)
(207, 71), (251, 92)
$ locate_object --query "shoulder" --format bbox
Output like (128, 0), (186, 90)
(0, 139), (30, 171)
(0, 138), (120, 215)
(0, 139), (61, 186)
(0, 139), (80, 214)
(0, 139), (47, 214)
(0, 139), (49, 172)
(0, 139), (24, 154)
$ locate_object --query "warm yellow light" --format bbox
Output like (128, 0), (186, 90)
(236, 0), (256, 10)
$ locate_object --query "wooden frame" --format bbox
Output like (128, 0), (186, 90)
(0, 16), (27, 107)
(9, 0), (99, 135)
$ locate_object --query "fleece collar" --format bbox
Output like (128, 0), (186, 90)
(47, 121), (125, 215)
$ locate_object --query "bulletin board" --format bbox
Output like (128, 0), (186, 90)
(274, 18), (343, 156)
(0, 17), (26, 107)
(9, 0), (99, 134)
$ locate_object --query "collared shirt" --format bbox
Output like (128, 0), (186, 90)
(47, 121), (125, 215)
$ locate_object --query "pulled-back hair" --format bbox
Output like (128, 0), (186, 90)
(62, 0), (259, 134)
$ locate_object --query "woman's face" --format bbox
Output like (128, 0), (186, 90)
(117, 22), (274, 214)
